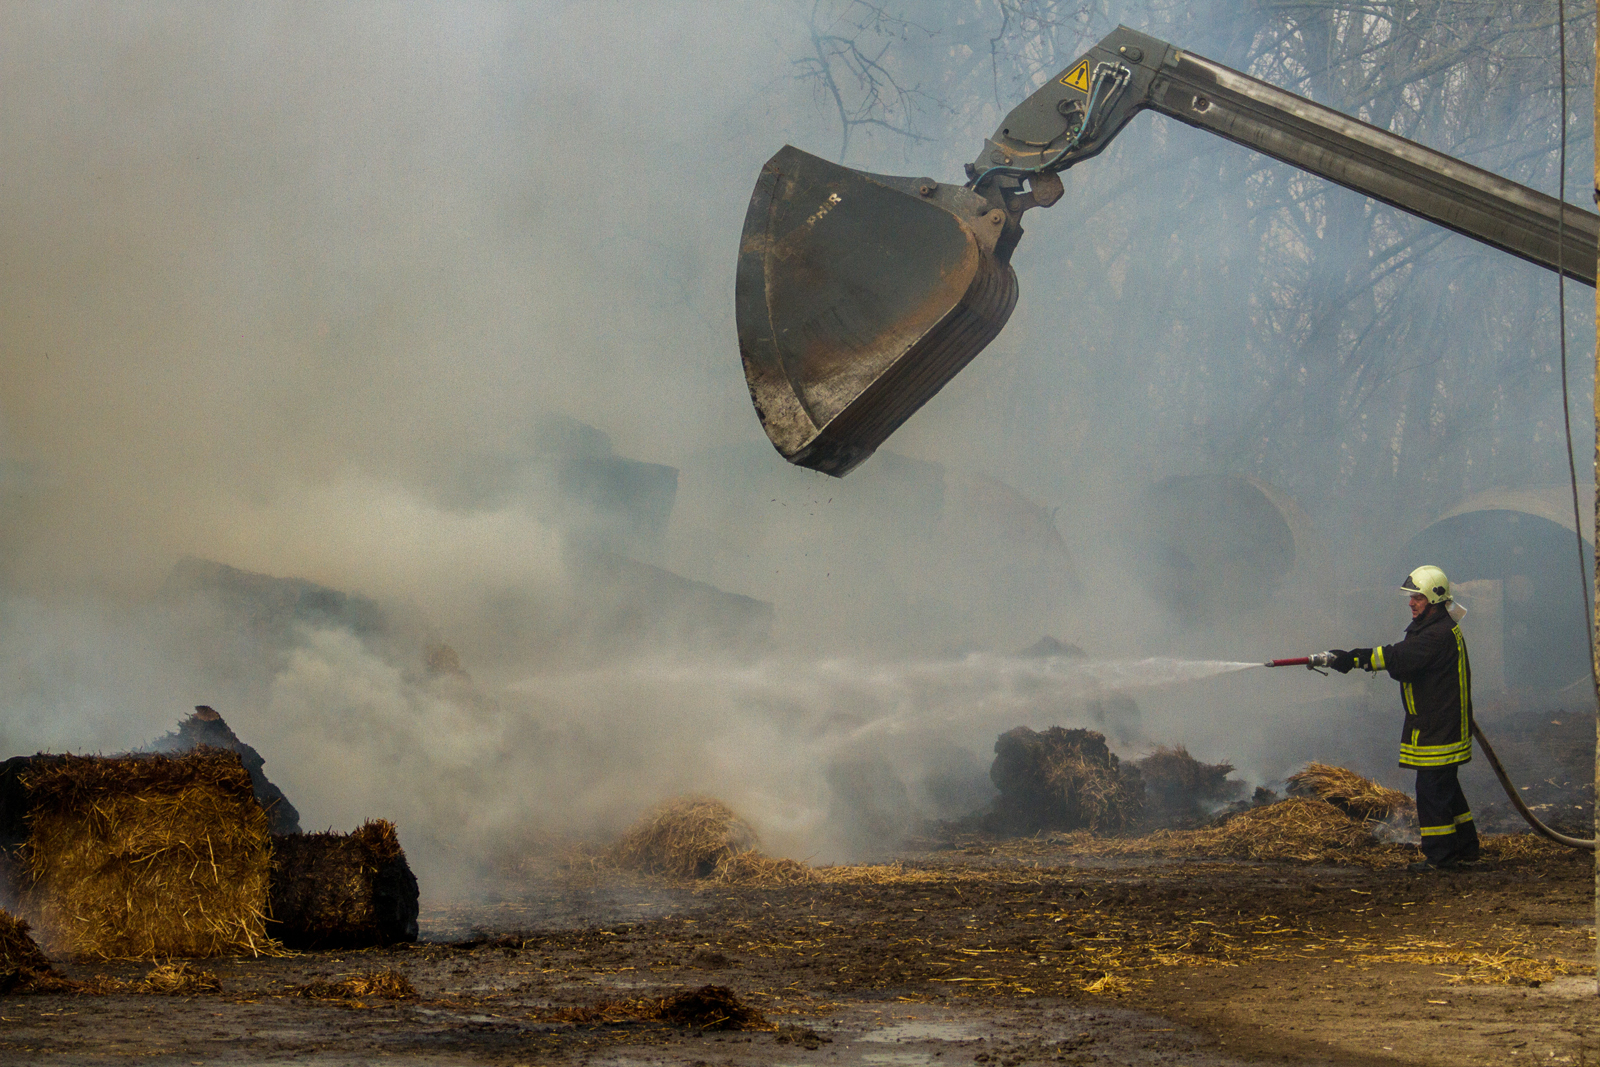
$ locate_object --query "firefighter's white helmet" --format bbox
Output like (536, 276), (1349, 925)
(1401, 564), (1451, 604)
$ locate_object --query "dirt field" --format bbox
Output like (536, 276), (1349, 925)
(2, 833), (1595, 1066)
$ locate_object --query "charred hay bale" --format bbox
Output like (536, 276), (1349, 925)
(268, 820), (419, 949)
(146, 706), (301, 834)
(15, 751), (274, 960)
(0, 755), (66, 855)
(0, 909), (72, 994)
(1136, 746), (1243, 826)
(612, 797), (758, 878)
(1285, 763), (1415, 821)
(987, 727), (1143, 835)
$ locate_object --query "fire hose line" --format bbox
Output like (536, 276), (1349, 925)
(1471, 722), (1595, 852)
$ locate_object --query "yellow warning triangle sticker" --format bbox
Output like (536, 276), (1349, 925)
(1060, 60), (1091, 93)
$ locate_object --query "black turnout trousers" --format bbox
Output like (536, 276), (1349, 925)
(1416, 764), (1479, 864)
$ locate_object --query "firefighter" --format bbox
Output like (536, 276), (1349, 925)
(1328, 565), (1480, 871)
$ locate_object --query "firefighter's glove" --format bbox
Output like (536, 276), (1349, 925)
(1350, 647), (1375, 671)
(1327, 649), (1356, 674)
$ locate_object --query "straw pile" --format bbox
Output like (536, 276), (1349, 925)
(1357, 940), (1586, 987)
(1136, 746), (1241, 826)
(84, 961), (224, 995)
(0, 908), (72, 993)
(14, 751), (274, 960)
(293, 969), (417, 1000)
(988, 727), (1143, 834)
(1024, 798), (1386, 864)
(1173, 797), (1378, 862)
(611, 797), (759, 878)
(1285, 763), (1415, 820)
(268, 820), (419, 949)
(708, 848), (815, 885)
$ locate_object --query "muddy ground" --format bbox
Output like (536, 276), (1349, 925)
(2, 834), (1596, 1066)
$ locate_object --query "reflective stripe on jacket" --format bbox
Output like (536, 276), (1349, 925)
(1371, 604), (1473, 769)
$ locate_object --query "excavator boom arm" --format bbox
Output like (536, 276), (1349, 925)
(980, 26), (1597, 284)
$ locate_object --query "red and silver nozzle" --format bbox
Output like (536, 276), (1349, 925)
(1265, 652), (1333, 670)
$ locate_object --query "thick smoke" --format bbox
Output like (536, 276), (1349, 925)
(0, 3), (1594, 883)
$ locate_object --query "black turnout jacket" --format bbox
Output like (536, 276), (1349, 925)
(1370, 603), (1473, 768)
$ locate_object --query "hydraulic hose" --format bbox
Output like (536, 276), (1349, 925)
(1471, 722), (1595, 852)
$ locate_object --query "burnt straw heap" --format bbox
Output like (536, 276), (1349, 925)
(982, 727), (1263, 834)
(987, 727), (1145, 834)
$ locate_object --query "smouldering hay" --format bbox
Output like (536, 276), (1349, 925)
(268, 820), (420, 949)
(987, 798), (1397, 865)
(989, 727), (1143, 834)
(293, 969), (417, 1000)
(0, 908), (73, 994)
(1285, 763), (1414, 820)
(17, 752), (276, 960)
(607, 797), (813, 885)
(612, 797), (758, 878)
(710, 849), (815, 885)
(1169, 798), (1380, 862)
(1136, 746), (1241, 826)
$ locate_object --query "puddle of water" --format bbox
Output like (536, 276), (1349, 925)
(1529, 976), (1598, 999)
(860, 1020), (983, 1043)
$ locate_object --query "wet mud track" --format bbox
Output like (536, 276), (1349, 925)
(2, 844), (1596, 1065)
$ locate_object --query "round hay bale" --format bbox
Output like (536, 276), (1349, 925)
(612, 797), (757, 878)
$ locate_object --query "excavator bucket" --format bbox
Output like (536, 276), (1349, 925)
(736, 146), (1019, 476)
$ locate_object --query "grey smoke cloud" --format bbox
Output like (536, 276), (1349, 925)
(0, 3), (1593, 878)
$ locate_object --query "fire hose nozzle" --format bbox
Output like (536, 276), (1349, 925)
(1264, 652), (1334, 672)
